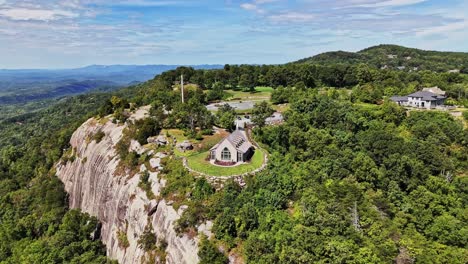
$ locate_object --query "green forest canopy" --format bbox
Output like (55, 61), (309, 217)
(295, 44), (468, 73)
(0, 45), (467, 263)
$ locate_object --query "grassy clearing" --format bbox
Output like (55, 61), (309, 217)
(272, 103), (290, 113)
(198, 132), (227, 152)
(354, 102), (381, 111)
(162, 129), (229, 157)
(186, 148), (265, 176)
(162, 129), (186, 142)
(173, 83), (200, 91)
(255, 86), (274, 92)
(225, 87), (273, 102)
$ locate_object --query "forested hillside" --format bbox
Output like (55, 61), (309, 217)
(94, 65), (466, 263)
(296, 44), (468, 73)
(208, 93), (467, 263)
(0, 45), (467, 263)
(0, 94), (119, 262)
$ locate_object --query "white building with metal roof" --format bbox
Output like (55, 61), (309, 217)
(390, 88), (447, 109)
(209, 129), (254, 165)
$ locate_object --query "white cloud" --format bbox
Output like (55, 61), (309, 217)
(269, 12), (315, 23)
(355, 0), (428, 8)
(0, 8), (78, 21)
(255, 0), (279, 3)
(240, 0), (282, 14)
(240, 3), (257, 10)
(240, 2), (267, 14)
(95, 0), (191, 7)
(415, 20), (468, 36)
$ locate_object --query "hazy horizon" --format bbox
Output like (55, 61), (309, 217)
(0, 63), (225, 70)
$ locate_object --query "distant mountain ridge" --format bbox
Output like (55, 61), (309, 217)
(0, 64), (223, 84)
(0, 80), (119, 105)
(0, 64), (223, 105)
(295, 44), (468, 73)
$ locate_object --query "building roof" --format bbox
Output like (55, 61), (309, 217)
(390, 96), (408, 102)
(422, 87), (446, 96)
(407, 91), (446, 101)
(211, 130), (253, 153)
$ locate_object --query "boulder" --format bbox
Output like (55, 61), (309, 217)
(150, 158), (161, 169)
(156, 152), (167, 158)
(147, 136), (158, 144)
(129, 139), (145, 155)
(156, 135), (168, 145)
(147, 135), (168, 146)
(178, 140), (193, 151)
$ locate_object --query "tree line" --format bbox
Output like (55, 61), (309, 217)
(145, 62), (468, 106)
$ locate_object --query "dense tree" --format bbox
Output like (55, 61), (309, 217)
(251, 101), (274, 127)
(133, 117), (161, 145)
(198, 236), (228, 264)
(187, 93), (467, 263)
(216, 103), (236, 131)
(207, 82), (226, 101)
(169, 97), (214, 133)
(0, 94), (114, 263)
(143, 58), (467, 108)
(239, 74), (255, 91)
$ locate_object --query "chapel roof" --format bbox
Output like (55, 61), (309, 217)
(211, 129), (253, 153)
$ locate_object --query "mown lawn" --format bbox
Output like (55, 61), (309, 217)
(255, 86), (274, 92)
(353, 102), (381, 111)
(272, 103), (290, 113)
(225, 87), (273, 102)
(186, 148), (265, 176)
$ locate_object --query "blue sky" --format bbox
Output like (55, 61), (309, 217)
(0, 0), (467, 68)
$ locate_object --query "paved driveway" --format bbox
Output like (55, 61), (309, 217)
(206, 101), (256, 111)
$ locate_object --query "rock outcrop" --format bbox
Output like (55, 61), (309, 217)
(56, 112), (199, 264)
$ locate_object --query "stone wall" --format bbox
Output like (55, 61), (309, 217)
(182, 150), (268, 189)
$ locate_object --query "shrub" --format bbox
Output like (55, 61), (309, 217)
(139, 170), (155, 199)
(117, 230), (130, 248)
(198, 236), (228, 264)
(138, 224), (157, 252)
(201, 129), (213, 135)
(175, 201), (208, 234)
(92, 130), (106, 143)
(195, 132), (204, 141)
(134, 118), (160, 145)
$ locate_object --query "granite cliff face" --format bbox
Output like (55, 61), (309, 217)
(55, 110), (200, 264)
